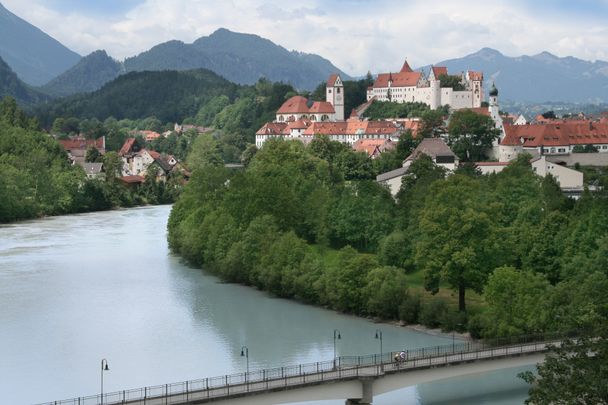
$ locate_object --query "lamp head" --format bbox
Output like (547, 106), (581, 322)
(375, 331), (379, 339)
(337, 332), (341, 340)
(103, 364), (109, 371)
(240, 349), (245, 357)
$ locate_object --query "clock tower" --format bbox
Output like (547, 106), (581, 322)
(326, 74), (345, 121)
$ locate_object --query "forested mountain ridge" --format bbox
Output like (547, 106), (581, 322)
(0, 55), (50, 106)
(36, 68), (241, 125)
(41, 50), (123, 97)
(0, 2), (80, 86)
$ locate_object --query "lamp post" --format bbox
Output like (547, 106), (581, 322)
(333, 329), (341, 360)
(100, 359), (109, 405)
(240, 346), (249, 376)
(375, 329), (383, 359)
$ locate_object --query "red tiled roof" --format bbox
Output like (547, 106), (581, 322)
(468, 71), (483, 81)
(147, 150), (161, 160)
(277, 96), (310, 114)
(309, 101), (335, 114)
(119, 138), (137, 156)
(120, 175), (145, 184)
(302, 120), (400, 137)
(286, 119), (311, 130)
(467, 107), (491, 117)
(141, 130), (161, 141)
(501, 122), (608, 147)
(353, 139), (395, 157)
(400, 60), (413, 73)
(327, 74), (339, 86)
(373, 71), (422, 88)
(432, 66), (448, 78)
(58, 137), (105, 152)
(256, 122), (288, 136)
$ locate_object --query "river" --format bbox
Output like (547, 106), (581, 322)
(0, 205), (532, 404)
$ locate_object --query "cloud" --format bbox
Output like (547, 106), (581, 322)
(2, 0), (607, 75)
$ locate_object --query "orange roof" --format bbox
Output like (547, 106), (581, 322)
(120, 175), (145, 184)
(327, 74), (339, 86)
(373, 71), (422, 88)
(501, 122), (608, 147)
(256, 122), (288, 135)
(286, 119), (311, 130)
(467, 107), (491, 117)
(432, 66), (448, 78)
(302, 120), (400, 137)
(309, 101), (335, 114)
(468, 71), (483, 81)
(353, 139), (395, 157)
(277, 96), (310, 114)
(400, 60), (413, 73)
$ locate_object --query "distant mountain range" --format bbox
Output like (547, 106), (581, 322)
(0, 2), (80, 86)
(422, 48), (608, 103)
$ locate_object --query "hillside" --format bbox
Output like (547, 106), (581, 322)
(0, 55), (50, 106)
(40, 50), (123, 97)
(36, 68), (240, 124)
(424, 48), (608, 103)
(124, 28), (350, 90)
(0, 2), (80, 86)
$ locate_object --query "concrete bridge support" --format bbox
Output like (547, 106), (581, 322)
(345, 378), (374, 405)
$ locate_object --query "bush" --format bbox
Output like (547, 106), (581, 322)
(419, 297), (449, 328)
(398, 293), (421, 324)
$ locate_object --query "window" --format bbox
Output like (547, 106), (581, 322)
(328, 89), (332, 93)
(337, 88), (341, 94)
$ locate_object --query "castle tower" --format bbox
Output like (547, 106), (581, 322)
(326, 74), (344, 121)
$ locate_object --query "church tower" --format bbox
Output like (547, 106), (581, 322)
(326, 74), (344, 121)
(488, 83), (502, 129)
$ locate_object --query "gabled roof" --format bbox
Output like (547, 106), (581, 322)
(256, 122), (288, 135)
(120, 175), (145, 184)
(277, 96), (310, 114)
(376, 166), (409, 182)
(147, 150), (161, 160)
(405, 138), (456, 162)
(467, 107), (491, 117)
(373, 71), (422, 88)
(58, 137), (105, 152)
(327, 74), (341, 86)
(309, 101), (335, 114)
(79, 162), (104, 175)
(353, 139), (395, 157)
(119, 138), (137, 156)
(400, 60), (413, 73)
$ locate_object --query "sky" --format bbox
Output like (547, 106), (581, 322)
(3, 0), (608, 75)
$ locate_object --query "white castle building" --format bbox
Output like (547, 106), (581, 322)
(366, 60), (484, 110)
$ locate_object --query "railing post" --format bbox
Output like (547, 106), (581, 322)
(165, 384), (168, 405)
(122, 390), (126, 405)
(144, 386), (147, 405)
(186, 380), (189, 402)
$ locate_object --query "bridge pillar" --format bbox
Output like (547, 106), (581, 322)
(345, 378), (374, 405)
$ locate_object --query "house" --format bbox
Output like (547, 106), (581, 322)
(58, 136), (106, 165)
(498, 121), (608, 162)
(366, 60), (483, 110)
(119, 175), (145, 187)
(118, 138), (170, 178)
(353, 139), (395, 158)
(377, 138), (457, 196)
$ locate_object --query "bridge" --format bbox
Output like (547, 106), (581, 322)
(38, 333), (566, 405)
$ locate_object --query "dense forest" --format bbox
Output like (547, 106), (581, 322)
(168, 136), (608, 343)
(0, 97), (179, 223)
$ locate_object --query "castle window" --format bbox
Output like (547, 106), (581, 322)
(337, 88), (341, 94)
(278, 116), (284, 122)
(328, 89), (332, 93)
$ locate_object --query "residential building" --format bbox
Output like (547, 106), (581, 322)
(58, 136), (105, 165)
(377, 138), (457, 196)
(353, 139), (395, 158)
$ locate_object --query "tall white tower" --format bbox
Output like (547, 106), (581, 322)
(326, 74), (344, 121)
(488, 83), (502, 129)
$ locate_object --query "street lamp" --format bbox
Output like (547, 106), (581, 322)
(240, 346), (249, 375)
(100, 359), (109, 405)
(333, 329), (341, 360)
(375, 329), (383, 360)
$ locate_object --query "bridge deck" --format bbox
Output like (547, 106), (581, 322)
(38, 338), (562, 405)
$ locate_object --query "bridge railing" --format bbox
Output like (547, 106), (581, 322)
(35, 330), (573, 405)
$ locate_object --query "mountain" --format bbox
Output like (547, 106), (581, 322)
(0, 2), (81, 86)
(36, 68), (240, 125)
(124, 28), (350, 90)
(40, 50), (123, 97)
(425, 47), (608, 103)
(0, 55), (50, 106)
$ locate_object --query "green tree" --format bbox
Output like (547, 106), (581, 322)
(85, 146), (101, 162)
(438, 74), (465, 91)
(447, 109), (500, 161)
(418, 110), (446, 138)
(415, 175), (496, 312)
